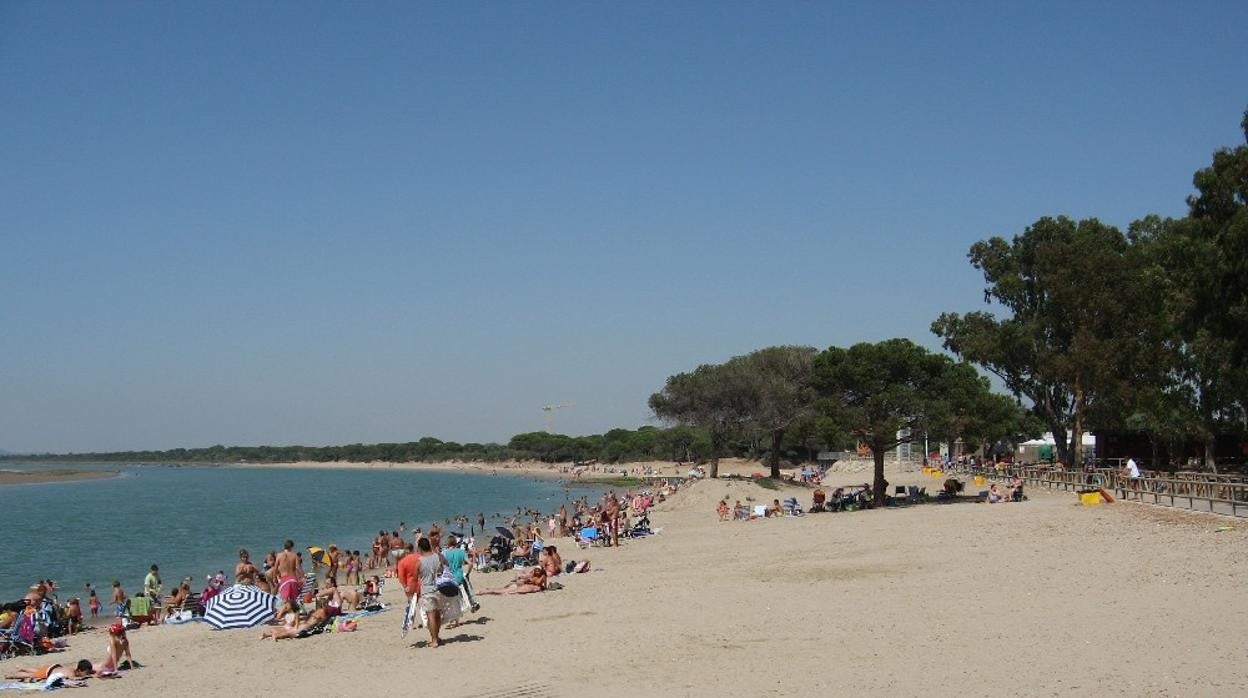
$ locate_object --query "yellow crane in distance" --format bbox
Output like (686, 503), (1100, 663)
(541, 403), (575, 433)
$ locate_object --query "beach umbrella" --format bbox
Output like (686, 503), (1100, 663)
(307, 546), (329, 565)
(495, 526), (514, 540)
(203, 584), (277, 630)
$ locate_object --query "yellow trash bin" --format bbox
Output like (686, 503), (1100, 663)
(931, 469), (942, 477)
(974, 475), (985, 487)
(1080, 491), (1102, 506)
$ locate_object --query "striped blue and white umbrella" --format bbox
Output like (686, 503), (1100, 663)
(203, 584), (277, 630)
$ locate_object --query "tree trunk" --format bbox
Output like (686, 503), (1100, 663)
(872, 439), (887, 508)
(1051, 423), (1072, 467)
(1205, 433), (1218, 474)
(708, 431), (721, 479)
(768, 429), (784, 479)
(1072, 376), (1085, 467)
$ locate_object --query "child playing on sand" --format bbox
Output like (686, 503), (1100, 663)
(98, 621), (138, 673)
(88, 588), (100, 618)
(65, 598), (83, 635)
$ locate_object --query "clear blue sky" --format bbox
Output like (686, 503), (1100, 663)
(2, 1), (1245, 453)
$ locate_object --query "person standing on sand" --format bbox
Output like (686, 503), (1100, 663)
(442, 534), (478, 612)
(1121, 456), (1141, 500)
(415, 537), (444, 648)
(604, 493), (621, 547)
(236, 549), (259, 584)
(327, 545), (341, 582)
(389, 531), (404, 569)
(111, 581), (126, 617)
(396, 543), (418, 600)
(273, 540), (303, 605)
(143, 565), (162, 622)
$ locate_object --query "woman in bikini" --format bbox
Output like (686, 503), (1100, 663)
(258, 603), (334, 641)
(96, 622), (137, 674)
(257, 600), (301, 640)
(479, 565), (547, 595)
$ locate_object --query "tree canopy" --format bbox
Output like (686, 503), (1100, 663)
(812, 339), (1021, 506)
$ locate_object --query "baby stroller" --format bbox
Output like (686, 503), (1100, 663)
(0, 609), (40, 659)
(481, 535), (513, 572)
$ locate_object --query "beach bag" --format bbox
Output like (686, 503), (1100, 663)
(435, 554), (460, 597)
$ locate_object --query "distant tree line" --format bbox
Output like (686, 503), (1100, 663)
(3, 428), (736, 467)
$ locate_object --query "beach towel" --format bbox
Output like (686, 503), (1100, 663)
(402, 593), (461, 636)
(0, 672), (86, 691)
(162, 614), (203, 625)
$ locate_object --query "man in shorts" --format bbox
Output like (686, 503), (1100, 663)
(273, 540), (303, 604)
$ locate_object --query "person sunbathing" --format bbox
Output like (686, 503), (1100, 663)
(258, 605), (333, 641)
(163, 582), (190, 620)
(5, 660), (94, 682)
(479, 566), (547, 595)
(1007, 477), (1025, 501)
(541, 546), (563, 577)
(257, 600), (301, 640)
(316, 577), (344, 617)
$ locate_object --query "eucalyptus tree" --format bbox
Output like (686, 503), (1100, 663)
(932, 216), (1148, 466)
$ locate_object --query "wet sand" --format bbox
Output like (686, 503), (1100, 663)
(0, 468), (119, 485)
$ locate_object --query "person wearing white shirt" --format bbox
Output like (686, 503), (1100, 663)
(1121, 457), (1141, 500)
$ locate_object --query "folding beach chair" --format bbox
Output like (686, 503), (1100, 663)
(576, 527), (602, 549)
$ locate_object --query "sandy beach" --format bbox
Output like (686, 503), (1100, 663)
(226, 457), (696, 481)
(0, 469), (118, 486)
(3, 461), (1245, 697)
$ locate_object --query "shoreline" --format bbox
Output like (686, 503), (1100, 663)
(0, 468), (119, 486)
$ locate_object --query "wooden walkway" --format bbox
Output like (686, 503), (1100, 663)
(947, 464), (1248, 518)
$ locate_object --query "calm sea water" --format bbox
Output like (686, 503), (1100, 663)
(0, 463), (595, 602)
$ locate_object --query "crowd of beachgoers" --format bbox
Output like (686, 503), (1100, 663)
(0, 479), (683, 688)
